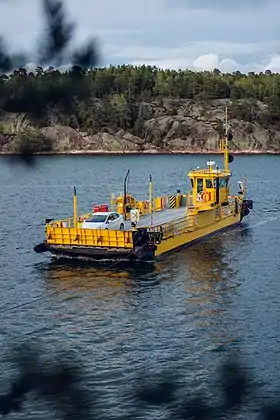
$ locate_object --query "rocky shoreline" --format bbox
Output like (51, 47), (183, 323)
(1, 149), (279, 156)
(1, 99), (280, 156)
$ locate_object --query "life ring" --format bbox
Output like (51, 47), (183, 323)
(201, 191), (211, 202)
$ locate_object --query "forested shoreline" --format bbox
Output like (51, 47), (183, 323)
(1, 65), (280, 154)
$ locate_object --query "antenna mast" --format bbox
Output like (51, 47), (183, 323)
(149, 175), (154, 227)
(123, 169), (130, 221)
(224, 103), (229, 172)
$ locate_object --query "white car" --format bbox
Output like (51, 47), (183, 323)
(81, 212), (125, 230)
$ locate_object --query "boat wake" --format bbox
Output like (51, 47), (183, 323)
(247, 215), (279, 229)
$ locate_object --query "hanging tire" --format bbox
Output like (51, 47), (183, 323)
(120, 223), (124, 230)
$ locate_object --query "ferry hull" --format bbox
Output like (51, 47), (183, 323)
(34, 242), (156, 262)
(41, 245), (133, 261)
(35, 213), (242, 262)
(155, 216), (241, 259)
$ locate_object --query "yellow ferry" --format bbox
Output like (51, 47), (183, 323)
(34, 106), (253, 262)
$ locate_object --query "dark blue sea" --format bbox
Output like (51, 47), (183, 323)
(0, 154), (279, 419)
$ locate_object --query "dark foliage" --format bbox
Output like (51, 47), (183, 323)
(0, 344), (279, 419)
(0, 0), (99, 164)
(0, 0), (99, 72)
(0, 344), (92, 419)
(0, 38), (12, 73)
(39, 0), (75, 65)
(72, 41), (99, 70)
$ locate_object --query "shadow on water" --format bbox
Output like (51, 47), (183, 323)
(184, 239), (233, 283)
(35, 257), (169, 295)
(162, 222), (252, 282)
(180, 224), (255, 301)
(161, 225), (256, 355)
(48, 257), (157, 273)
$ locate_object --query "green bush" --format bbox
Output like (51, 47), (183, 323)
(13, 130), (53, 154)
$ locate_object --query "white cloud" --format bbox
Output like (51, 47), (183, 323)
(218, 59), (239, 73)
(264, 55), (280, 73)
(108, 43), (280, 73)
(0, 0), (280, 73)
(193, 54), (219, 71)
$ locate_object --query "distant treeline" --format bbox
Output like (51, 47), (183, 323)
(0, 66), (279, 135)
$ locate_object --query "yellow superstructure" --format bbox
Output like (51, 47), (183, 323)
(34, 104), (253, 262)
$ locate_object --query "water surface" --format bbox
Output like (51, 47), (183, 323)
(0, 154), (279, 418)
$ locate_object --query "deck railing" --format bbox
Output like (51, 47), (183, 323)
(45, 198), (239, 248)
(147, 215), (196, 240)
(147, 199), (238, 240)
(111, 193), (188, 217)
(47, 213), (91, 228)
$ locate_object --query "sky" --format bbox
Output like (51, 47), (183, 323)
(1, 0), (280, 73)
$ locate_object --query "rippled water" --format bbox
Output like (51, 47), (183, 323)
(0, 154), (280, 418)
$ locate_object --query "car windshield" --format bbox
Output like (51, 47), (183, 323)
(86, 215), (107, 223)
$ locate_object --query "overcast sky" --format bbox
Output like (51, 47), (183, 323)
(1, 0), (280, 73)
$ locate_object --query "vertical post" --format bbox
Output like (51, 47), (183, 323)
(73, 186), (78, 228)
(149, 175), (154, 227)
(123, 169), (130, 221)
(193, 178), (197, 204)
(110, 193), (115, 212)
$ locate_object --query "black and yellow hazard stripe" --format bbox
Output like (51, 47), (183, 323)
(169, 195), (176, 208)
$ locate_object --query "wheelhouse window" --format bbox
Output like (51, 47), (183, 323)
(206, 179), (213, 188)
(219, 178), (229, 187)
(197, 178), (203, 193)
(213, 177), (229, 188)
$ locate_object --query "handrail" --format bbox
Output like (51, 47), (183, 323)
(47, 213), (91, 228)
(146, 199), (237, 240)
(146, 215), (193, 239)
(46, 193), (189, 228)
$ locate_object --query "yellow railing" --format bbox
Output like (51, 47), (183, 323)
(45, 200), (238, 249)
(48, 213), (91, 228)
(49, 193), (188, 230)
(219, 201), (236, 218)
(148, 215), (196, 240)
(46, 225), (134, 248)
(45, 192), (239, 249)
(148, 200), (238, 240)
(113, 193), (188, 217)
(187, 194), (194, 207)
